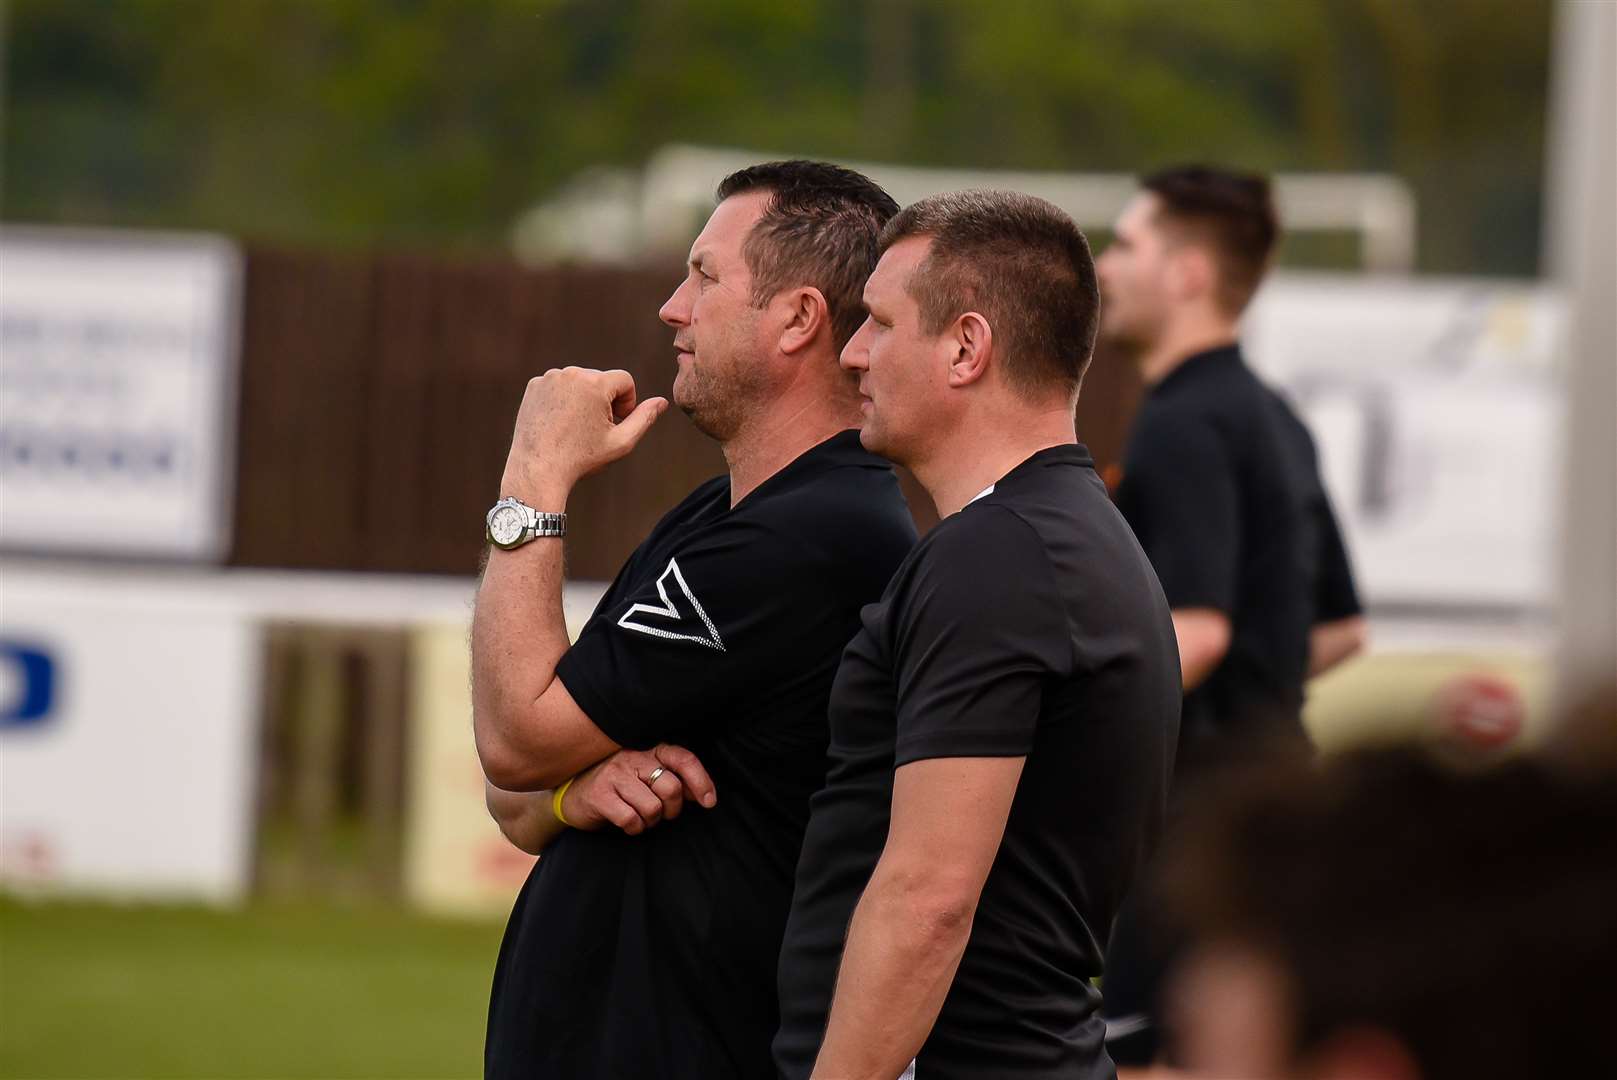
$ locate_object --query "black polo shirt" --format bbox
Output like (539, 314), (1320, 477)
(484, 430), (916, 1080)
(775, 444), (1180, 1080)
(1114, 345), (1362, 779)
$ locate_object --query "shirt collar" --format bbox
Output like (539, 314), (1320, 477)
(1152, 343), (1245, 396)
(965, 443), (1095, 506)
(727, 429), (879, 509)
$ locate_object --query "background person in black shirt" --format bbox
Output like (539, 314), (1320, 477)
(1092, 165), (1368, 1067)
(775, 191), (1180, 1080)
(473, 161), (915, 1078)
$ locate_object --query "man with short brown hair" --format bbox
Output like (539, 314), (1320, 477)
(1097, 165), (1364, 741)
(774, 190), (1180, 1079)
(1094, 164), (1367, 1067)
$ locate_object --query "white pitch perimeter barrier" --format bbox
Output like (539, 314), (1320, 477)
(0, 557), (604, 912)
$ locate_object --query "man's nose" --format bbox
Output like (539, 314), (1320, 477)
(660, 281), (691, 327)
(1097, 247), (1124, 282)
(840, 330), (869, 371)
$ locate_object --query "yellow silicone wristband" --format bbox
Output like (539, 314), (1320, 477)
(551, 776), (577, 828)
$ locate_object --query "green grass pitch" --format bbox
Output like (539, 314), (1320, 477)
(0, 898), (506, 1079)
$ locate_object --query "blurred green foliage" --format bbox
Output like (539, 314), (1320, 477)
(3, 0), (1552, 274)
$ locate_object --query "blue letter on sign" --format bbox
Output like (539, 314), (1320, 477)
(0, 642), (56, 727)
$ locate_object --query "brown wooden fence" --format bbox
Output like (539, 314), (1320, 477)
(230, 248), (1143, 579)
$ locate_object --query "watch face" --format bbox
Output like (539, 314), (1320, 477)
(489, 504), (525, 546)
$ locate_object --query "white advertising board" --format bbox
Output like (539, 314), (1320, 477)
(1243, 275), (1565, 612)
(0, 227), (242, 561)
(0, 569), (261, 901)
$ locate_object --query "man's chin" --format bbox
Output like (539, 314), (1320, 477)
(856, 421), (900, 464)
(671, 375), (703, 420)
(678, 392), (736, 442)
(1098, 321), (1149, 355)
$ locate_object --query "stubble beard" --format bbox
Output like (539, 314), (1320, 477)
(675, 355), (754, 444)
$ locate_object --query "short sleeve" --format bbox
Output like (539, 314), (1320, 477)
(1125, 418), (1239, 613)
(1313, 493), (1363, 621)
(891, 508), (1072, 766)
(555, 518), (810, 750)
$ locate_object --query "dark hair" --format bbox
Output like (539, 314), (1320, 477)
(879, 190), (1100, 401)
(1141, 165), (1278, 316)
(1161, 742), (1617, 1078)
(715, 160), (899, 350)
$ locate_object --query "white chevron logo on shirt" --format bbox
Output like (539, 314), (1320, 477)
(616, 557), (727, 651)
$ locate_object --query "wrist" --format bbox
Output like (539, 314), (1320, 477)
(551, 775), (579, 827)
(499, 466), (572, 511)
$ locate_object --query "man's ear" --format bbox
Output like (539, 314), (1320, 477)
(946, 311), (993, 388)
(778, 286), (831, 356)
(1167, 245), (1218, 305)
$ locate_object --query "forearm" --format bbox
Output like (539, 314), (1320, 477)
(813, 871), (974, 1078)
(1309, 615), (1367, 678)
(1172, 609), (1231, 691)
(471, 475), (573, 781)
(1180, 648), (1221, 690)
(484, 780), (567, 856)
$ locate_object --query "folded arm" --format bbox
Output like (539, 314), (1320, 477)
(484, 744), (719, 855)
(485, 780), (568, 855)
(471, 367), (666, 791)
(472, 531), (619, 790)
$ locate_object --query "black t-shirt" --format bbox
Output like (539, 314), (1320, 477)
(775, 444), (1181, 1080)
(484, 431), (916, 1080)
(1114, 345), (1362, 778)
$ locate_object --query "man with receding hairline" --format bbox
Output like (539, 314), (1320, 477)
(774, 190), (1180, 1080)
(474, 160), (914, 1079)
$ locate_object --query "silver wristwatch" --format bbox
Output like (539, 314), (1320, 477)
(485, 497), (567, 549)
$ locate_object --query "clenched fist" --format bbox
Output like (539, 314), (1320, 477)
(502, 367), (668, 500)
